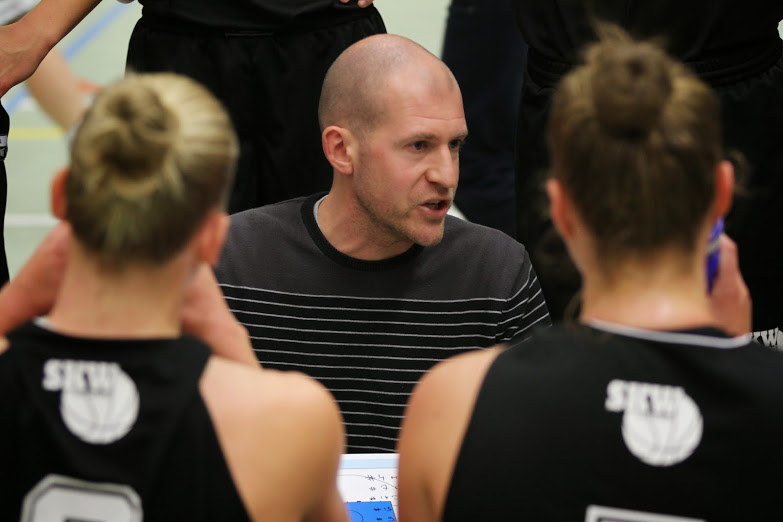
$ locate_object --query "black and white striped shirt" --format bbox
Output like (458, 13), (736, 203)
(216, 194), (550, 452)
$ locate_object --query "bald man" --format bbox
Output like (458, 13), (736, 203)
(215, 34), (551, 453)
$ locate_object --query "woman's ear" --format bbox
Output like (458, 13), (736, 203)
(712, 160), (735, 219)
(322, 125), (356, 176)
(196, 211), (230, 267)
(50, 168), (69, 220)
(547, 177), (592, 275)
(546, 178), (574, 241)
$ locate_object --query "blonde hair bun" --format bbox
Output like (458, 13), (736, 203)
(91, 79), (178, 189)
(67, 73), (238, 270)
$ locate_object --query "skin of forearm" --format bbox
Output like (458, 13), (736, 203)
(19, 0), (104, 54)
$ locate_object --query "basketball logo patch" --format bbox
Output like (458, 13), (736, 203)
(605, 379), (703, 466)
(43, 359), (140, 444)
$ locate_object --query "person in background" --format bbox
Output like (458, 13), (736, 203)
(440, 0), (527, 237)
(0, 73), (347, 522)
(0, 0), (384, 214)
(1, 0), (96, 132)
(511, 1), (783, 344)
(0, 0), (99, 286)
(397, 27), (780, 522)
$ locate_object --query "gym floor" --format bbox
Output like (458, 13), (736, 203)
(3, 0), (451, 278)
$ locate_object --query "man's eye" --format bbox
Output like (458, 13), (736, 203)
(412, 141), (427, 151)
(450, 139), (464, 150)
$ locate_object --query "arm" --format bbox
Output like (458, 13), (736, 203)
(263, 374), (348, 522)
(180, 264), (259, 367)
(301, 411), (349, 522)
(0, 222), (70, 337)
(397, 347), (501, 522)
(202, 365), (348, 522)
(709, 234), (751, 336)
(276, 375), (348, 522)
(0, 0), (103, 95)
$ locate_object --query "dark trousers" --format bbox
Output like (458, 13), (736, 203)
(0, 103), (8, 286)
(127, 7), (386, 214)
(442, 0), (527, 237)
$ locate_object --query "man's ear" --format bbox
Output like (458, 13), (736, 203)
(712, 159), (735, 220)
(322, 125), (356, 176)
(196, 211), (230, 266)
(50, 168), (69, 220)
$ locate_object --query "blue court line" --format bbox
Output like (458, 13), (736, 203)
(4, 1), (129, 115)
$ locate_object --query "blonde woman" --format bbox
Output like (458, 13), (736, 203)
(0, 73), (348, 522)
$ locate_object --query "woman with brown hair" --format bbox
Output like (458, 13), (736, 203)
(512, 1), (783, 343)
(397, 28), (780, 522)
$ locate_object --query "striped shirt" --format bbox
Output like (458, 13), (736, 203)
(216, 194), (550, 452)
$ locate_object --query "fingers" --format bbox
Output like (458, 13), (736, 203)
(717, 234), (738, 274)
(709, 234), (752, 335)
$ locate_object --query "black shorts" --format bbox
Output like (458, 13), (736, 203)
(126, 7), (386, 214)
(0, 102), (9, 285)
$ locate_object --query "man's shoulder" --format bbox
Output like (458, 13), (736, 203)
(434, 216), (531, 275)
(414, 217), (542, 304)
(218, 195), (317, 277)
(442, 216), (528, 254)
(228, 196), (310, 233)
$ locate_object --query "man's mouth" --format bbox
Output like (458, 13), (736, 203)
(422, 199), (450, 211)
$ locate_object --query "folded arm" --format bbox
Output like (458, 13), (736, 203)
(708, 234), (751, 336)
(181, 265), (259, 367)
(0, 0), (102, 95)
(0, 222), (71, 339)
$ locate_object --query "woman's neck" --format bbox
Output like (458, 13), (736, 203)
(47, 248), (190, 339)
(579, 254), (715, 331)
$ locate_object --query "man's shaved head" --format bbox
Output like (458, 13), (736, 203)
(318, 34), (459, 135)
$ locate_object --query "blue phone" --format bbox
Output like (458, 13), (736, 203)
(706, 218), (723, 293)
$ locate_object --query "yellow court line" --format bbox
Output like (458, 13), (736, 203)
(9, 127), (64, 140)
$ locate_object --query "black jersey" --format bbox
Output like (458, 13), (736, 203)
(444, 322), (783, 520)
(137, 0), (373, 32)
(514, 1), (783, 75)
(0, 102), (8, 285)
(0, 322), (250, 522)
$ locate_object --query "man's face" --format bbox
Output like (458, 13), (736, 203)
(352, 75), (467, 249)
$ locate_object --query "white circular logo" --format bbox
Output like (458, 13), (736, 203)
(606, 379), (703, 467)
(44, 359), (140, 445)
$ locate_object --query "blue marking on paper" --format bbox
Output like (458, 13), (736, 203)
(347, 501), (397, 522)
